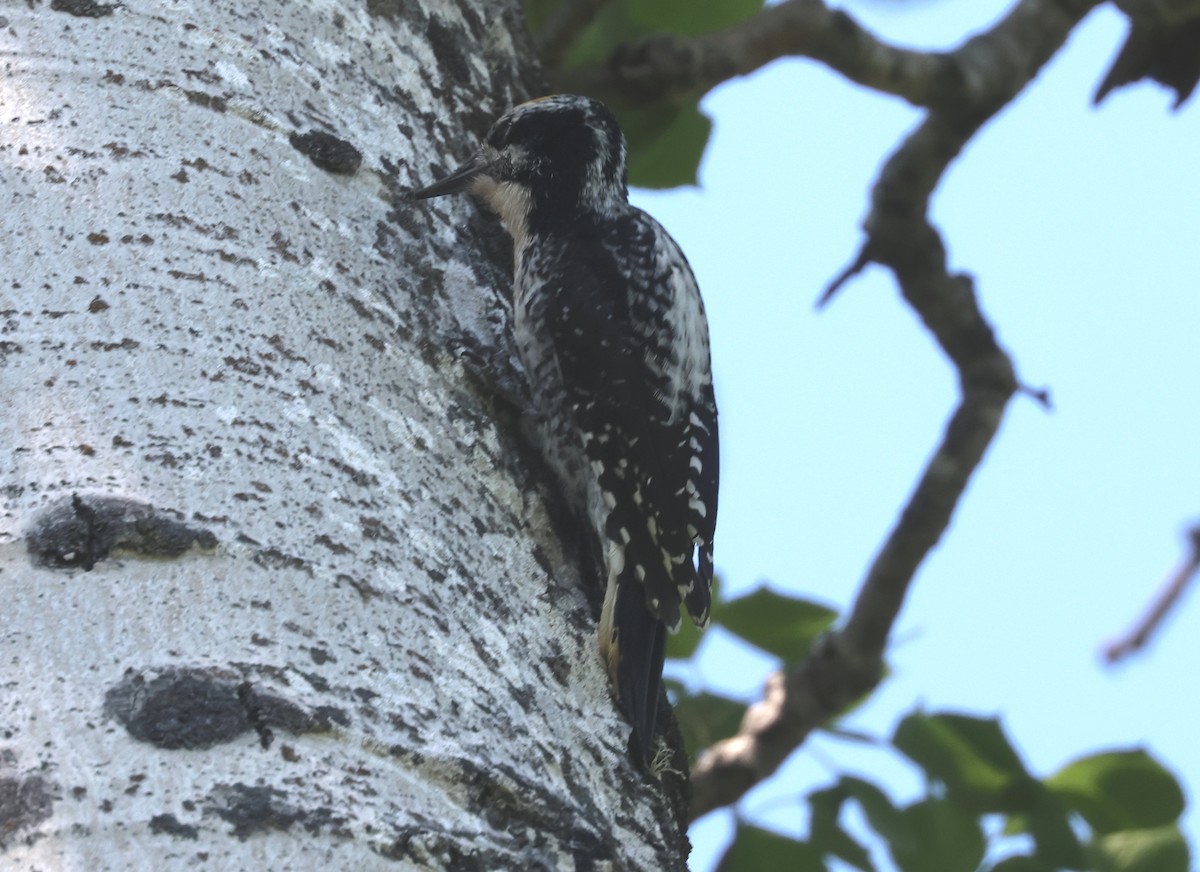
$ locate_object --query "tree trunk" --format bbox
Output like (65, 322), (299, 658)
(0, 2), (688, 868)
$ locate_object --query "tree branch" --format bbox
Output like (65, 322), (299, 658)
(552, 0), (952, 107)
(1102, 524), (1200, 663)
(1113, 0), (1200, 23)
(687, 0), (1102, 822)
(552, 0), (1107, 111)
(1094, 0), (1200, 107)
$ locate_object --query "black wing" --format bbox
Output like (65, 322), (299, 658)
(536, 219), (717, 763)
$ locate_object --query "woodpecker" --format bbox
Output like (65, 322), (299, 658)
(414, 95), (718, 766)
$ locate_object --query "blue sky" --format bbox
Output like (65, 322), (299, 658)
(630, 2), (1200, 868)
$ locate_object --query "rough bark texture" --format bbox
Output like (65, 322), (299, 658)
(0, 2), (688, 868)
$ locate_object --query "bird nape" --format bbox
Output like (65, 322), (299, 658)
(414, 94), (719, 771)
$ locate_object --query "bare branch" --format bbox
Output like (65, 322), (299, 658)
(1113, 0), (1200, 24)
(552, 0), (952, 107)
(552, 0), (1107, 111)
(687, 0), (1102, 822)
(1102, 525), (1200, 663)
(1093, 3), (1200, 107)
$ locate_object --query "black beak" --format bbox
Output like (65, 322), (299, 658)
(412, 152), (490, 200)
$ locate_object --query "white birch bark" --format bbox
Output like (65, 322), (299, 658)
(0, 2), (688, 868)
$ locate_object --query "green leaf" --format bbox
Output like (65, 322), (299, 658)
(558, 2), (644, 67)
(671, 691), (746, 760)
(1047, 749), (1185, 834)
(620, 102), (712, 189)
(892, 712), (1037, 813)
(629, 0), (765, 36)
(666, 574), (720, 660)
(662, 677), (685, 699)
(667, 614), (703, 659)
(988, 856), (1059, 872)
(1090, 825), (1190, 872)
(711, 587), (838, 665)
(838, 776), (909, 849)
(809, 785), (876, 872)
(716, 824), (827, 872)
(890, 797), (985, 872)
(522, 0), (558, 32)
(1022, 786), (1086, 870)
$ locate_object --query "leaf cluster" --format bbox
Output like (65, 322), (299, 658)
(666, 589), (1188, 871)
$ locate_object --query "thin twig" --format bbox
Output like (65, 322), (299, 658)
(817, 245), (872, 309)
(1018, 382), (1054, 409)
(1102, 525), (1200, 663)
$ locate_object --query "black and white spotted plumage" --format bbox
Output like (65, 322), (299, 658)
(414, 95), (718, 766)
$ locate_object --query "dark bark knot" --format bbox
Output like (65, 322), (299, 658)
(0, 773), (55, 849)
(148, 813), (199, 840)
(50, 0), (118, 18)
(26, 493), (217, 570)
(104, 667), (346, 750)
(208, 784), (349, 841)
(289, 130), (363, 175)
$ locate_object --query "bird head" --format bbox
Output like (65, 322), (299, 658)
(414, 95), (629, 246)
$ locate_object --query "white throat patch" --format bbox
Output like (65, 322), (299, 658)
(471, 175), (532, 256)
